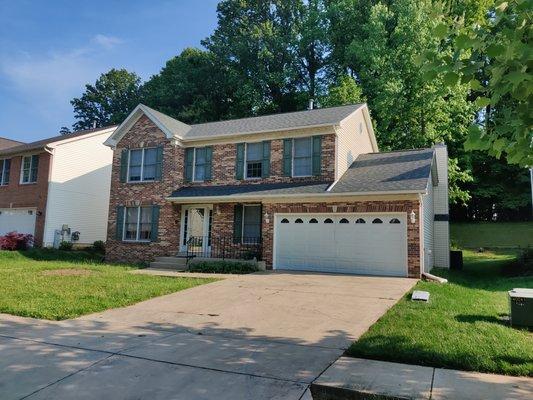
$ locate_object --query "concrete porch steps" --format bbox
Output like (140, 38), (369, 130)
(148, 256), (188, 271)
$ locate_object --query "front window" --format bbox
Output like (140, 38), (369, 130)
(293, 137), (312, 177)
(123, 206), (152, 241)
(245, 142), (262, 179)
(0, 159), (10, 186)
(193, 147), (207, 182)
(128, 148), (157, 182)
(242, 205), (261, 243)
(21, 155), (38, 184)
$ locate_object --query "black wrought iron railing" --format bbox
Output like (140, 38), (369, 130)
(186, 235), (262, 261)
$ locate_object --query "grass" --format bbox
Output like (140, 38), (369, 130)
(451, 222), (533, 248)
(347, 249), (533, 376)
(0, 249), (216, 320)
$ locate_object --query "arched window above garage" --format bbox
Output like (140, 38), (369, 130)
(295, 218), (304, 223)
(309, 218), (318, 223)
(324, 218), (334, 224)
(372, 218), (383, 224)
(389, 218), (401, 224)
(281, 218), (289, 224)
(339, 218), (349, 224)
(355, 218), (366, 223)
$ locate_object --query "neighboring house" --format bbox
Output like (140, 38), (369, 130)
(104, 103), (450, 278)
(0, 137), (24, 150)
(0, 127), (116, 246)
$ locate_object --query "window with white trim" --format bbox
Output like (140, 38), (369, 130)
(20, 155), (38, 184)
(123, 206), (152, 241)
(0, 159), (11, 186)
(245, 142), (262, 179)
(128, 148), (157, 182)
(292, 137), (312, 177)
(193, 147), (207, 182)
(242, 205), (261, 242)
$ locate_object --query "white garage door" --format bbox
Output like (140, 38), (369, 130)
(274, 213), (407, 276)
(0, 208), (37, 236)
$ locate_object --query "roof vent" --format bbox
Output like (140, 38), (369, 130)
(308, 99), (314, 110)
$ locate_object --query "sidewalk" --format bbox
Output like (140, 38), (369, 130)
(312, 357), (532, 400)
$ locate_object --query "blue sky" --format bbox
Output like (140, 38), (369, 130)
(0, 0), (219, 142)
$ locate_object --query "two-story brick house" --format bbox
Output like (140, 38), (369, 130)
(104, 104), (450, 278)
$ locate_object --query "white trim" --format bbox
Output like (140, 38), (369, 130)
(47, 127), (116, 148)
(191, 147), (208, 183)
(241, 204), (262, 243)
(122, 205), (152, 242)
(179, 204), (213, 252)
(291, 137), (313, 178)
(166, 188), (427, 203)
(244, 142), (263, 180)
(0, 158), (10, 186)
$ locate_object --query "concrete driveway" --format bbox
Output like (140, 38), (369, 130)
(0, 271), (416, 400)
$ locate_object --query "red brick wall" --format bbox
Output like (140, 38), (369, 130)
(0, 152), (51, 245)
(105, 115), (182, 263)
(186, 134), (336, 186)
(260, 200), (422, 278)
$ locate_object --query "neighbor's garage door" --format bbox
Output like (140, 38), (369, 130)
(274, 213), (407, 276)
(0, 208), (37, 236)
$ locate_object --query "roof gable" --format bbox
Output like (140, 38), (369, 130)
(105, 103), (372, 147)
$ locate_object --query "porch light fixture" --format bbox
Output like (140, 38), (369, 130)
(332, 205), (338, 212)
(410, 210), (416, 224)
(264, 211), (270, 224)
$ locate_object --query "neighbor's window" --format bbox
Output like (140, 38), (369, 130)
(124, 206), (152, 241)
(245, 142), (262, 179)
(0, 159), (11, 186)
(20, 155), (39, 184)
(193, 147), (207, 182)
(242, 205), (261, 242)
(128, 148), (157, 182)
(293, 137), (312, 176)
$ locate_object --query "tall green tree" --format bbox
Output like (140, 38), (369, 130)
(71, 69), (141, 130)
(321, 75), (365, 106)
(142, 48), (240, 123)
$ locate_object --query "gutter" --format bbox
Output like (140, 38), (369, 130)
(166, 188), (427, 203)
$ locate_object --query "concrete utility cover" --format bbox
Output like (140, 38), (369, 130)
(1, 272), (416, 399)
(412, 290), (430, 301)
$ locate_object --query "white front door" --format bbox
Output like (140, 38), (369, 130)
(0, 208), (37, 237)
(274, 213), (408, 276)
(180, 206), (212, 254)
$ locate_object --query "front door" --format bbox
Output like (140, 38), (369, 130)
(180, 206), (212, 255)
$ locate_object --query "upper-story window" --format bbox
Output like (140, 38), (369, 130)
(293, 137), (313, 177)
(282, 135), (322, 178)
(20, 155), (39, 184)
(128, 148), (157, 182)
(185, 147), (213, 182)
(120, 147), (162, 183)
(245, 142), (263, 179)
(0, 159), (11, 186)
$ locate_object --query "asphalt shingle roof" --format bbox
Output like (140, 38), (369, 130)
(169, 181), (333, 199)
(330, 148), (435, 193)
(0, 126), (117, 156)
(0, 137), (24, 150)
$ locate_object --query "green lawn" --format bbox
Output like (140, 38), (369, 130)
(0, 249), (215, 320)
(451, 222), (533, 248)
(347, 250), (533, 376)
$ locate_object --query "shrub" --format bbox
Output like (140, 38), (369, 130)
(58, 241), (73, 251)
(503, 247), (533, 277)
(92, 240), (105, 253)
(0, 232), (34, 250)
(189, 260), (258, 274)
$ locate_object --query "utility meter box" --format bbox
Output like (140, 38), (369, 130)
(508, 288), (533, 328)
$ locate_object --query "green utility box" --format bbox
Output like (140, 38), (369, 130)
(508, 288), (533, 328)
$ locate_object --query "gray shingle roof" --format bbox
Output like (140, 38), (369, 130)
(169, 181), (333, 199)
(0, 126), (116, 156)
(0, 137), (24, 150)
(184, 104), (363, 139)
(330, 148), (434, 193)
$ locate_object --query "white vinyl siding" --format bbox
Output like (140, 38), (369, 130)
(42, 129), (114, 246)
(335, 109), (375, 180)
(432, 145), (450, 269)
(422, 174), (434, 272)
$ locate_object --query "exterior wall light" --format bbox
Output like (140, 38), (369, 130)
(264, 211), (270, 224)
(410, 210), (416, 224)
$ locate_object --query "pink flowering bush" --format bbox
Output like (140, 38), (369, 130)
(0, 232), (34, 250)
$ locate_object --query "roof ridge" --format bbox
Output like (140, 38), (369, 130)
(365, 147), (434, 155)
(189, 104), (364, 128)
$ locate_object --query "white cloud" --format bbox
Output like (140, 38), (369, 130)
(92, 34), (123, 50)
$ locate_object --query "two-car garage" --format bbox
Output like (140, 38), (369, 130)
(273, 213), (408, 277)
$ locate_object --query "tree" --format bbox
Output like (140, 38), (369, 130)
(321, 75), (365, 107)
(328, 0), (475, 204)
(71, 69), (141, 130)
(424, 0), (533, 167)
(59, 126), (71, 135)
(142, 48), (241, 123)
